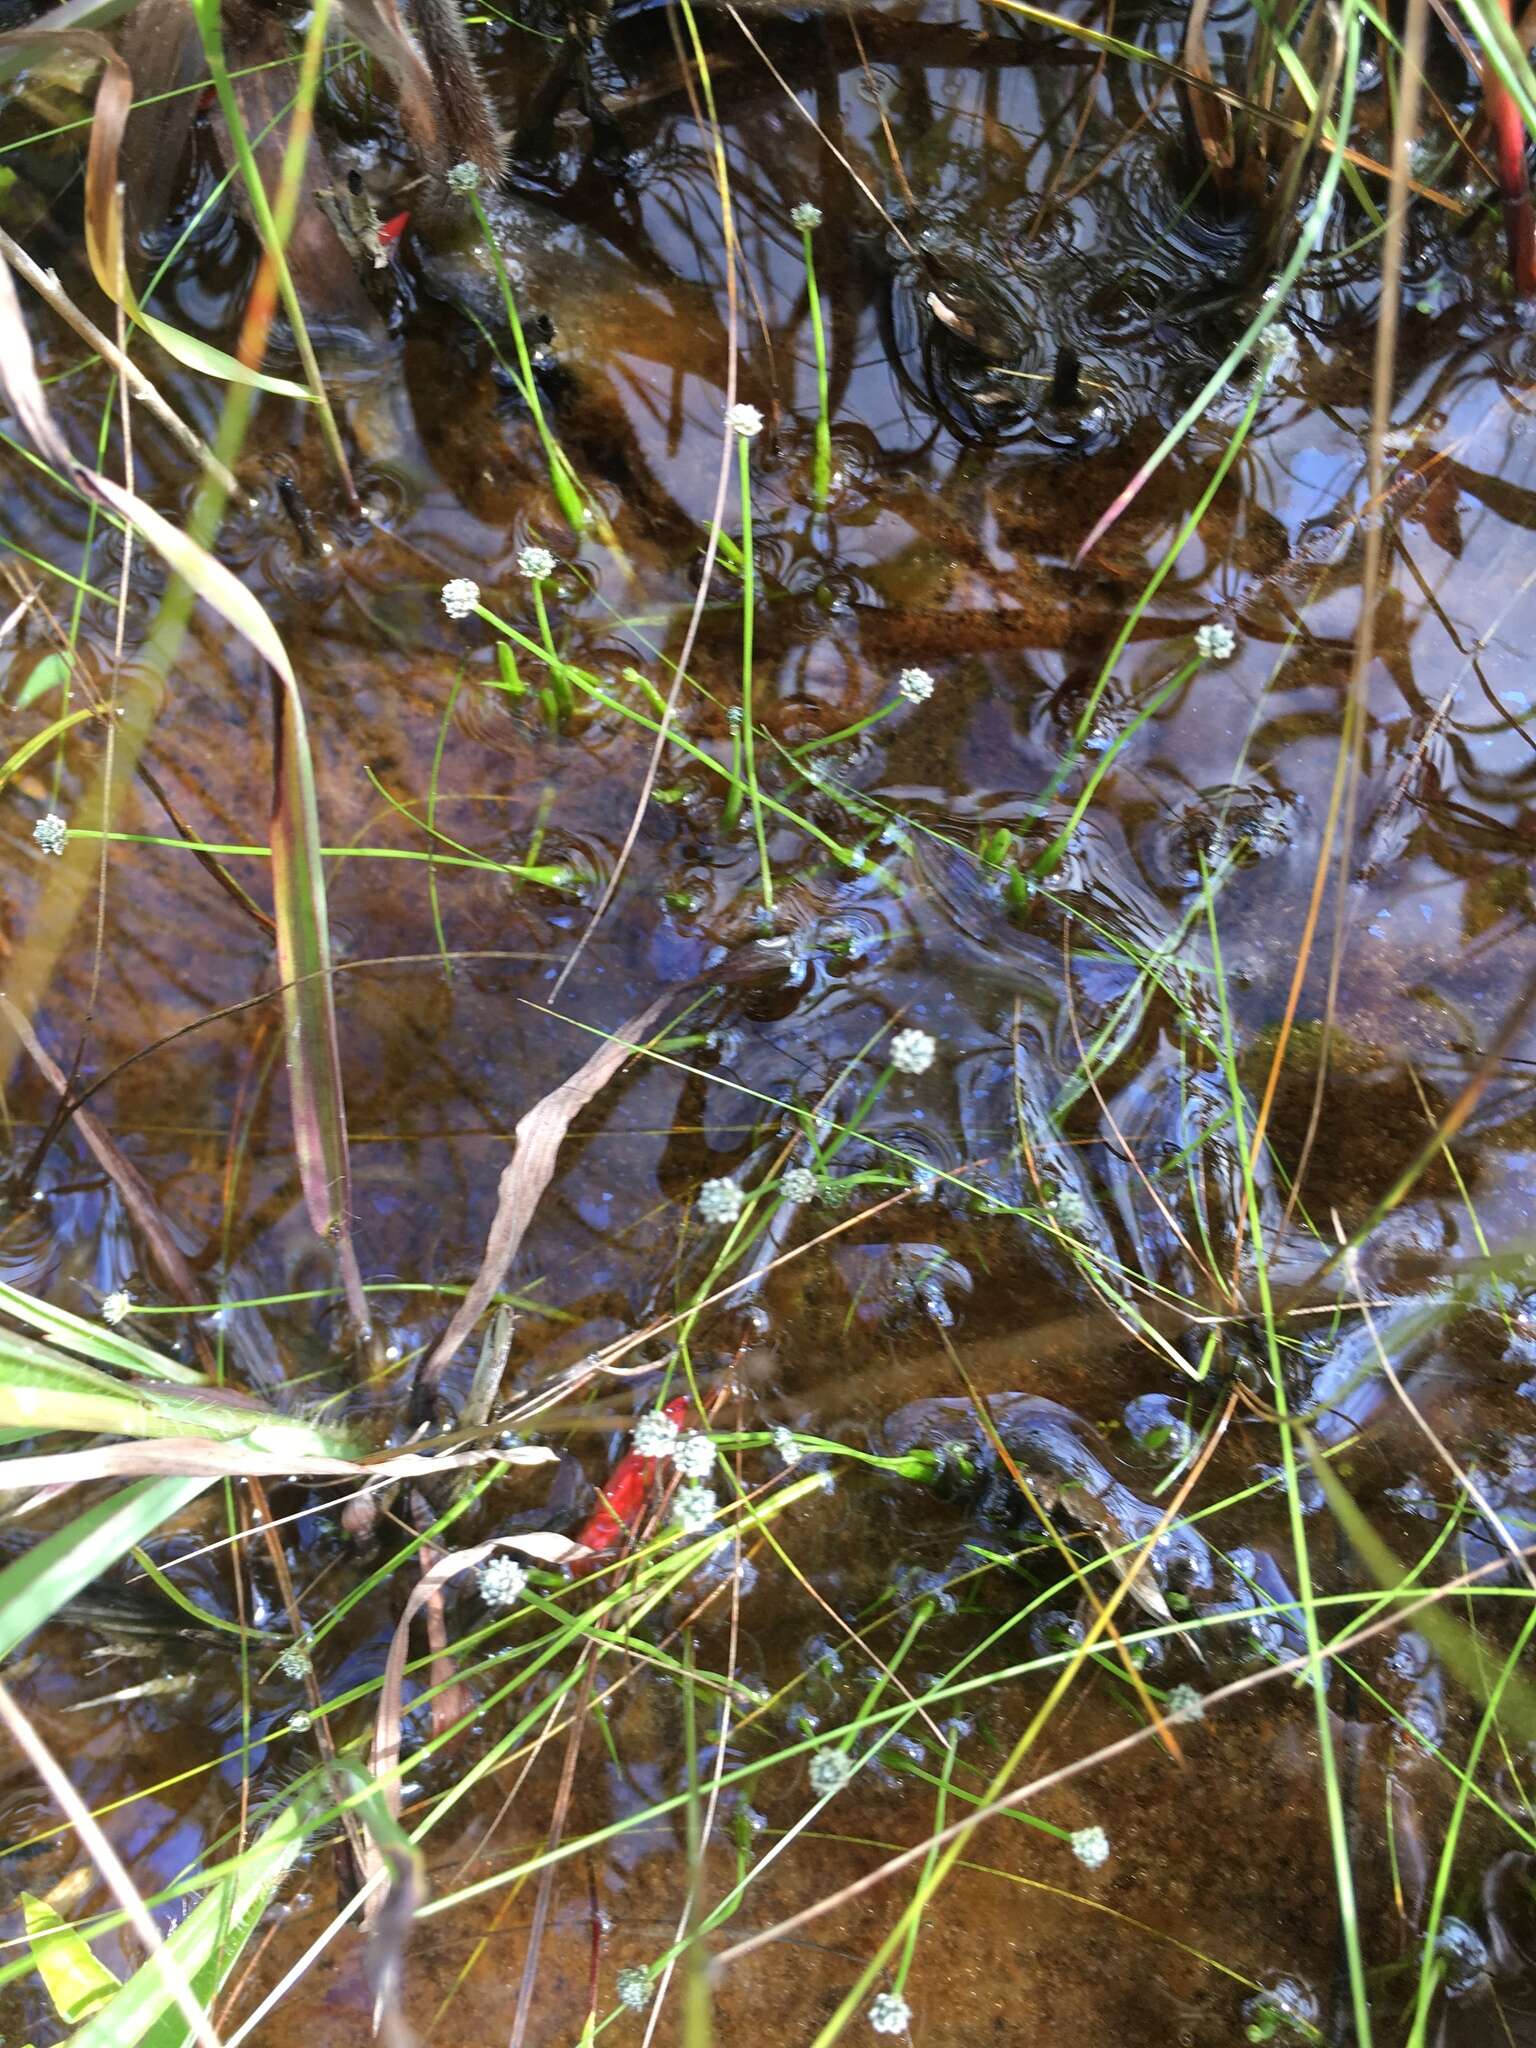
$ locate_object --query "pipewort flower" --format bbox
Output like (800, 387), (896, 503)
(781, 1166), (818, 1204)
(673, 1432), (716, 1481)
(868, 1991), (912, 2036)
(277, 1641), (312, 1682)
(101, 1290), (133, 1326)
(897, 666), (934, 703)
(632, 1408), (681, 1460)
(809, 1745), (855, 1797)
(726, 403), (764, 439)
(33, 813), (68, 857)
(674, 1483), (718, 1534)
(791, 202), (823, 231)
(1195, 622), (1236, 662)
(447, 160), (481, 194)
(1167, 1682), (1206, 1723)
(890, 1027), (936, 1076)
(771, 1424), (803, 1469)
(1071, 1824), (1111, 1869)
(697, 1176), (746, 1227)
(518, 544), (557, 581)
(615, 1966), (651, 2012)
(476, 1554), (528, 1609)
(441, 578), (480, 620)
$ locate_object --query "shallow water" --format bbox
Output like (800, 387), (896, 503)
(7, 1), (1536, 2041)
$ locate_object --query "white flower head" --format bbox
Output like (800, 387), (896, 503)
(781, 1165), (818, 1204)
(809, 1745), (854, 1797)
(287, 1709), (312, 1733)
(632, 1407), (681, 1459)
(518, 544), (557, 581)
(771, 1423), (803, 1468)
(101, 1290), (133, 1326)
(441, 578), (480, 620)
(1195, 621), (1236, 662)
(697, 1175), (746, 1227)
(868, 1991), (912, 2035)
(447, 160), (481, 194)
(277, 1641), (312, 1682)
(673, 1431), (716, 1481)
(1166, 1682), (1205, 1723)
(889, 1027), (936, 1076)
(726, 402), (764, 439)
(673, 1482), (718, 1534)
(897, 666), (934, 704)
(1071, 1823), (1111, 1869)
(615, 1966), (650, 2012)
(791, 201), (823, 231)
(477, 1554), (528, 1609)
(33, 812), (68, 857)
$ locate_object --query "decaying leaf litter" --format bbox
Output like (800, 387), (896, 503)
(8, 0), (1536, 2041)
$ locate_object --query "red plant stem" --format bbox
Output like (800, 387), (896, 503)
(1487, 2), (1536, 297)
(572, 1395), (692, 1559)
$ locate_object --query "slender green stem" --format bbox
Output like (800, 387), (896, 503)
(802, 226), (832, 511)
(465, 189), (587, 534)
(736, 431), (774, 908)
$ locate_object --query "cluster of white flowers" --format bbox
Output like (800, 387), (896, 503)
(632, 1408), (681, 1460)
(447, 160), (481, 194)
(897, 666), (934, 704)
(673, 1483), (718, 1534)
(726, 402), (764, 439)
(277, 1641), (311, 1682)
(1196, 622), (1236, 662)
(33, 812), (68, 857)
(518, 544), (557, 581)
(889, 1027), (936, 1076)
(1071, 1824), (1111, 1869)
(1166, 1682), (1205, 1722)
(791, 201), (823, 231)
(809, 1745), (855, 1797)
(287, 1709), (312, 1733)
(476, 1554), (528, 1609)
(615, 1966), (650, 2012)
(101, 1290), (133, 1326)
(441, 578), (480, 620)
(673, 1431), (716, 1481)
(781, 1165), (818, 1204)
(697, 1175), (746, 1226)
(868, 1991), (912, 2036)
(771, 1423), (803, 1468)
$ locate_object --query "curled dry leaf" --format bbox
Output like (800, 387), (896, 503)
(363, 1531), (584, 1919)
(419, 998), (670, 1393)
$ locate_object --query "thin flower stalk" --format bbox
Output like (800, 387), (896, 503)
(461, 187), (588, 533)
(733, 425), (774, 908)
(796, 209), (832, 509)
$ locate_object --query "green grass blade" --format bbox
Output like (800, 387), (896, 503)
(0, 1478), (211, 1663)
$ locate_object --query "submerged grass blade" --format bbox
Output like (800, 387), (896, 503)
(0, 1477), (211, 1663)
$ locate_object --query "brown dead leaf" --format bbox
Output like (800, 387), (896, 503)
(419, 999), (670, 1394)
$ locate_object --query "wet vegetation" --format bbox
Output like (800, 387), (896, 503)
(6, 0), (1536, 2040)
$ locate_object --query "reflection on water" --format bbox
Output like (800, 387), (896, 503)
(7, 0), (1536, 2040)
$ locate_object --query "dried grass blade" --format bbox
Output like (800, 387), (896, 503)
(0, 1440), (546, 1487)
(0, 244), (367, 1337)
(2, 994), (205, 1321)
(420, 998), (669, 1390)
(364, 1533), (584, 1913)
(1178, 0), (1234, 174)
